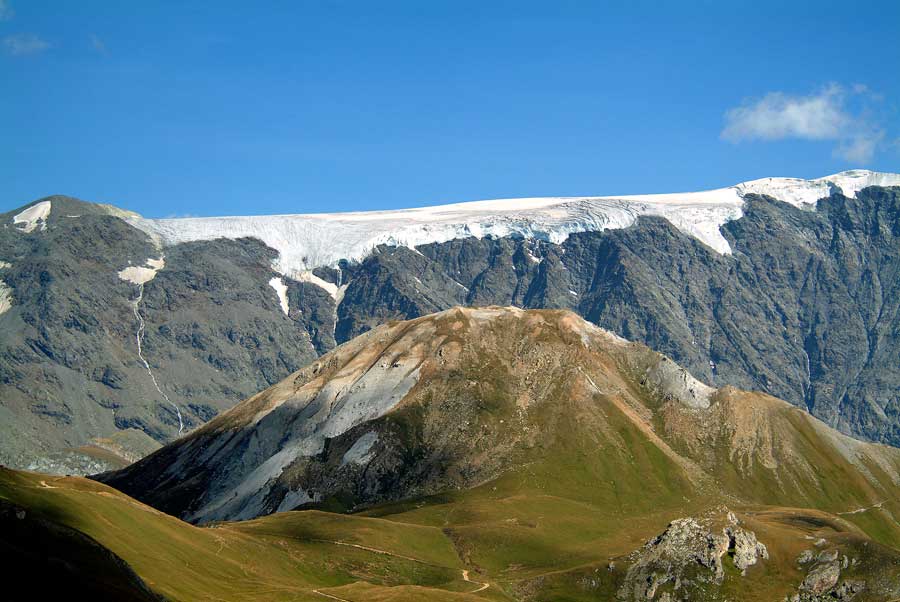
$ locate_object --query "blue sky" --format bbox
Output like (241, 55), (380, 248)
(2, 1), (899, 217)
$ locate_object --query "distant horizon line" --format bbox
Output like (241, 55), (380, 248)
(15, 167), (895, 220)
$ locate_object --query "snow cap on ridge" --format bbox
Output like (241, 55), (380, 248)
(124, 170), (900, 274)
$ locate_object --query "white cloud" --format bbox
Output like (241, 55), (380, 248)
(836, 132), (885, 164)
(722, 84), (887, 162)
(3, 33), (50, 56)
(0, 0), (13, 21)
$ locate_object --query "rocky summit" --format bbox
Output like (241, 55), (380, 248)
(4, 171), (900, 473)
(98, 306), (900, 534)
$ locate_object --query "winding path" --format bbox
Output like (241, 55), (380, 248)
(312, 539), (491, 596)
(461, 569), (490, 593)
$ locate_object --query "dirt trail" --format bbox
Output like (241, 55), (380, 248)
(837, 501), (885, 515)
(461, 569), (490, 593)
(317, 539), (490, 594)
(315, 539), (424, 563)
(313, 590), (353, 602)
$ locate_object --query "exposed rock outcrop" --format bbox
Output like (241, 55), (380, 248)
(617, 513), (768, 601)
(787, 548), (867, 602)
(726, 525), (769, 574)
(802, 559), (841, 595)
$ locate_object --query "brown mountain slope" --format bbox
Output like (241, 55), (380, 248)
(99, 307), (900, 545)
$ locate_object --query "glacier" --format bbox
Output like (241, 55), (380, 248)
(124, 170), (900, 276)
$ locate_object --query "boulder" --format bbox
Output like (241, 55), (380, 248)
(801, 561), (840, 595)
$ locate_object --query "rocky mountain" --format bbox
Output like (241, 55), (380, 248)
(3, 170), (900, 472)
(0, 197), (323, 473)
(88, 307), (900, 600)
(100, 308), (900, 524)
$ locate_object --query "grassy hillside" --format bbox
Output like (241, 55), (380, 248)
(4, 463), (900, 601)
(0, 468), (475, 601)
(10, 308), (900, 600)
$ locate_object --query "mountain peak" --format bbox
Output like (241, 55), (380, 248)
(99, 306), (900, 534)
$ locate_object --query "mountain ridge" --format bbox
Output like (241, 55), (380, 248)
(122, 169), (900, 270)
(4, 175), (900, 473)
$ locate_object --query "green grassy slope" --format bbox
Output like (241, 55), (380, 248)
(0, 468), (477, 602)
(7, 308), (900, 601)
(5, 456), (900, 602)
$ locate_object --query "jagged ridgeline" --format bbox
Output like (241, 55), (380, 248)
(10, 307), (899, 601)
(2, 170), (900, 472)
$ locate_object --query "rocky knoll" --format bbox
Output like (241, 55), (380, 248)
(618, 510), (768, 601)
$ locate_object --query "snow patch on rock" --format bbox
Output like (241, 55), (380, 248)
(13, 201), (52, 233)
(118, 257), (165, 285)
(0, 280), (12, 315)
(297, 270), (340, 300)
(269, 277), (290, 315)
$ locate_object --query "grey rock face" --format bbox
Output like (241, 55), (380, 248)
(726, 526), (768, 573)
(0, 198), (319, 470)
(798, 549), (816, 564)
(801, 560), (841, 595)
(833, 581), (865, 600)
(331, 186), (900, 446)
(4, 185), (900, 469)
(791, 548), (868, 602)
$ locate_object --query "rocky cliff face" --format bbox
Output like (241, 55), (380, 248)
(0, 197), (321, 471)
(4, 175), (900, 471)
(329, 186), (900, 448)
